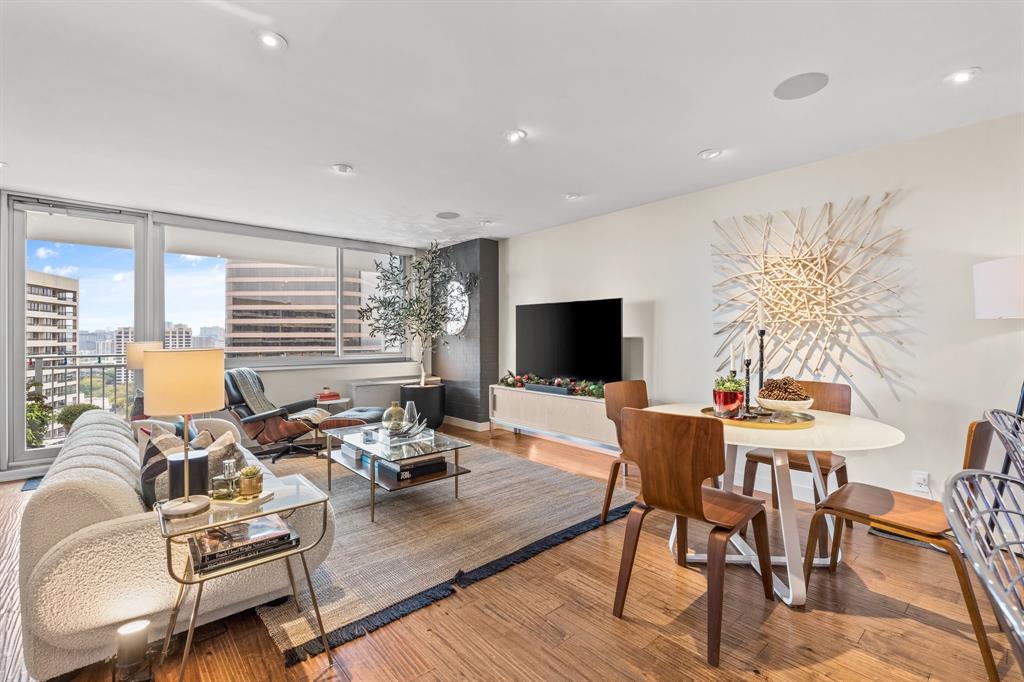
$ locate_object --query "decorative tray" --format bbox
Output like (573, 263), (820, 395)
(700, 407), (815, 430)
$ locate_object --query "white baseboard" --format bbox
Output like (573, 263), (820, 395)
(443, 415), (491, 432)
(0, 464), (49, 483)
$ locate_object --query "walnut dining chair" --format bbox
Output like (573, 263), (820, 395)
(741, 380), (853, 551)
(601, 380), (649, 524)
(613, 408), (773, 666)
(803, 420), (999, 681)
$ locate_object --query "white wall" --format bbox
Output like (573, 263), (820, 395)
(499, 114), (1024, 499)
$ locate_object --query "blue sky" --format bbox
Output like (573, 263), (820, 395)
(27, 240), (226, 331)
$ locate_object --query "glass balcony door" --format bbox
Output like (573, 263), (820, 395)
(4, 199), (148, 469)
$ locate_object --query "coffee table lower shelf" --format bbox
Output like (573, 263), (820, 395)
(333, 449), (470, 520)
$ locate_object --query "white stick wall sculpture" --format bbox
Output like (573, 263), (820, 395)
(712, 191), (904, 382)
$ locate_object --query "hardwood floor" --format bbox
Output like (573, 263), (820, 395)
(4, 426), (1021, 681)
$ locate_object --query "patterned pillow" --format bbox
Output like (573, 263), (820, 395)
(205, 430), (244, 477)
(140, 425), (214, 508)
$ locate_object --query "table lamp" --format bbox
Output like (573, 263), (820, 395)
(973, 255), (1024, 415)
(126, 341), (162, 372)
(143, 348), (224, 517)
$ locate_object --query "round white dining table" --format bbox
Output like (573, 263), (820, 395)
(646, 403), (905, 607)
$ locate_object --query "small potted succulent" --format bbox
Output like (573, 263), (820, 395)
(238, 465), (263, 498)
(712, 373), (745, 418)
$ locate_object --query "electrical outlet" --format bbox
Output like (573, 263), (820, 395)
(912, 470), (930, 494)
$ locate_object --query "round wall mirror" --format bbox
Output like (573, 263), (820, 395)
(446, 281), (469, 335)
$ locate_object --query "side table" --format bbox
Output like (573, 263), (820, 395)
(156, 474), (336, 682)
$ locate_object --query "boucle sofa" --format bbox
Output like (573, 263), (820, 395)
(19, 410), (335, 681)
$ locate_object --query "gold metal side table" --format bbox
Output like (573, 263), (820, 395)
(155, 474), (336, 682)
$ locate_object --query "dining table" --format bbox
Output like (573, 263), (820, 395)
(645, 403), (905, 607)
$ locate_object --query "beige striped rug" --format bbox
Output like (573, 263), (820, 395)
(257, 445), (634, 665)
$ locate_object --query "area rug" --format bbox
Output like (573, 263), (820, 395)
(257, 445), (634, 665)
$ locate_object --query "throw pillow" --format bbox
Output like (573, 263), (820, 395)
(129, 388), (148, 421)
(140, 425), (214, 508)
(205, 430), (244, 477)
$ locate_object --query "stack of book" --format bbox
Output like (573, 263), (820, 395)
(362, 454), (447, 484)
(188, 514), (298, 574)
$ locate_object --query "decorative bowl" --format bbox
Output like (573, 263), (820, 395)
(756, 397), (814, 413)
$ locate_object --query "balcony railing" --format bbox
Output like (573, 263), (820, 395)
(25, 352), (132, 449)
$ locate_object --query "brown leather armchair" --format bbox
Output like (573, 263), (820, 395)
(224, 370), (318, 462)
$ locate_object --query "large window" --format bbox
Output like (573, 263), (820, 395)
(164, 226), (405, 363)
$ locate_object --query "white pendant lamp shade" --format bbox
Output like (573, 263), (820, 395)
(125, 341), (162, 370)
(973, 256), (1024, 319)
(143, 348), (225, 416)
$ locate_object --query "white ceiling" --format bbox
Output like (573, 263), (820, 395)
(1, 1), (1021, 247)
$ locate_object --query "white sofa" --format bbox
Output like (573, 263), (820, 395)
(19, 410), (335, 681)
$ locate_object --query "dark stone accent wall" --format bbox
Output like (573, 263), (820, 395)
(433, 238), (499, 423)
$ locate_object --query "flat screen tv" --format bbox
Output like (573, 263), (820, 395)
(516, 298), (622, 383)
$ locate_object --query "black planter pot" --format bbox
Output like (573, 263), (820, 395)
(400, 383), (446, 429)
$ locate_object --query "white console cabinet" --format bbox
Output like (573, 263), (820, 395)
(488, 384), (618, 449)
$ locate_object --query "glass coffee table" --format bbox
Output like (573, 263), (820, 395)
(322, 424), (471, 521)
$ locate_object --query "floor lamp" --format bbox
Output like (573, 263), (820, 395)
(973, 255), (1024, 474)
(143, 348), (224, 517)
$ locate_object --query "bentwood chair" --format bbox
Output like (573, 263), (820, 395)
(741, 380), (853, 548)
(804, 421), (1000, 681)
(601, 380), (649, 523)
(613, 408), (773, 666)
(946, 469), (1024, 675)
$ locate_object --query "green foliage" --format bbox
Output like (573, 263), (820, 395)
(240, 465), (262, 478)
(25, 380), (54, 448)
(713, 375), (746, 392)
(55, 403), (101, 432)
(358, 242), (478, 385)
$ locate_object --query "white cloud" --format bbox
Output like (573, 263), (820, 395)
(111, 272), (130, 282)
(35, 246), (58, 259)
(42, 265), (79, 277)
(179, 254), (206, 264)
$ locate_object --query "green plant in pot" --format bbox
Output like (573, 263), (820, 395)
(239, 465), (263, 498)
(712, 374), (746, 418)
(55, 403), (101, 433)
(358, 242), (478, 428)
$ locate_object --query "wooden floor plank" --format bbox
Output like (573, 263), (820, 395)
(3, 427), (1021, 681)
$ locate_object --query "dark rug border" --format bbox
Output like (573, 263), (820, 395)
(280, 500), (635, 666)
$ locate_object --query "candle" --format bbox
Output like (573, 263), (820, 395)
(730, 344), (736, 373)
(116, 619), (150, 667)
(746, 334), (754, 366)
(757, 300), (767, 330)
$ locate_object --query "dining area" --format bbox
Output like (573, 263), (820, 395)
(600, 377), (1024, 681)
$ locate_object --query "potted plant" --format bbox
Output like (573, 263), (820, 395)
(55, 403), (101, 433)
(238, 465), (263, 498)
(712, 374), (745, 418)
(358, 242), (477, 428)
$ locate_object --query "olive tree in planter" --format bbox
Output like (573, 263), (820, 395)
(358, 242), (477, 427)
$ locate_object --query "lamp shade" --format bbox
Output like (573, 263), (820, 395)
(143, 348), (224, 416)
(125, 341), (162, 370)
(974, 256), (1024, 319)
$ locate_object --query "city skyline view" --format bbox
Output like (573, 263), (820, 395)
(26, 239), (228, 332)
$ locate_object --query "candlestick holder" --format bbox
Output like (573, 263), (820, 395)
(743, 359), (752, 417)
(757, 328), (766, 391)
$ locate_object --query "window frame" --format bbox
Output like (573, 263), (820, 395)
(154, 213), (414, 368)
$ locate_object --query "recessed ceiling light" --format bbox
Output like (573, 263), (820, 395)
(436, 211), (460, 220)
(478, 219), (494, 227)
(256, 30), (287, 51)
(504, 129), (528, 144)
(565, 193), (581, 201)
(697, 148), (723, 160)
(773, 72), (829, 100)
(331, 163), (353, 174)
(945, 67), (981, 84)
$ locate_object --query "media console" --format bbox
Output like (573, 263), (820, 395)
(488, 384), (618, 450)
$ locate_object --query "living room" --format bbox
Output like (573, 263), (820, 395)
(2, 1), (1023, 681)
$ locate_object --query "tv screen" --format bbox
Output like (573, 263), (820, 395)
(516, 298), (622, 383)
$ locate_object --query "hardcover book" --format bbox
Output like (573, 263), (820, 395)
(187, 514), (296, 572)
